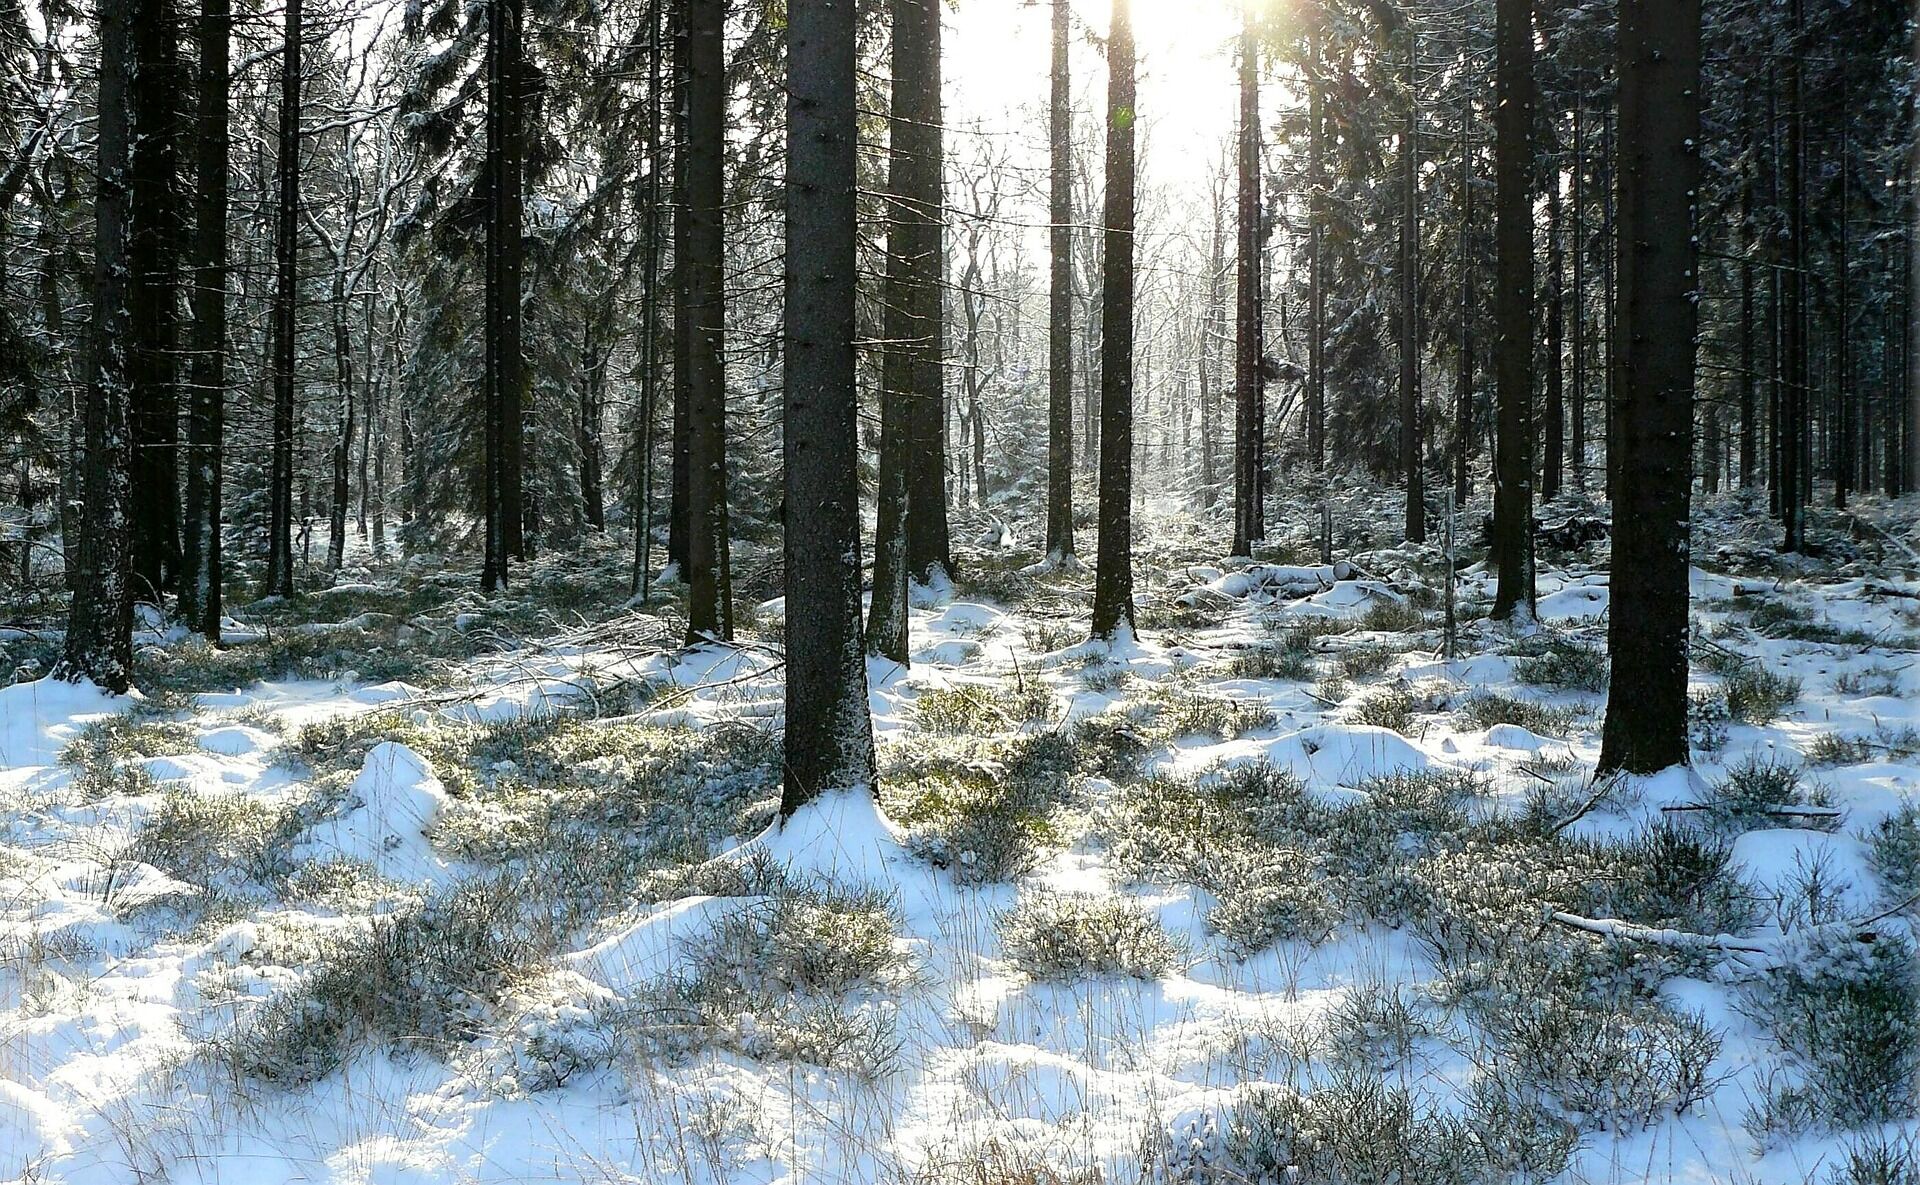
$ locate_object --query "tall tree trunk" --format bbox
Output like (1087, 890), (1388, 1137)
(1738, 180), (1756, 488)
(633, 0), (665, 598)
(780, 0), (876, 812)
(1490, 0), (1535, 621)
(1305, 20), (1326, 471)
(1232, 4), (1261, 556)
(128, 0), (183, 605)
(903, 3), (950, 585)
(1780, 0), (1805, 551)
(483, 0), (527, 588)
(870, 0), (943, 658)
(580, 317), (605, 530)
(264, 0), (300, 598)
(1454, 93), (1474, 508)
(60, 0), (136, 691)
(667, 0), (691, 577)
(1570, 101), (1585, 491)
(1909, 38), (1920, 492)
(1544, 170), (1564, 502)
(1043, 0), (1075, 562)
(1400, 32), (1424, 543)
(1197, 194), (1225, 508)
(1834, 101), (1850, 511)
(1090, 0), (1136, 641)
(1599, 0), (1699, 775)
(326, 265), (352, 571)
(684, 0), (731, 642)
(180, 0), (228, 638)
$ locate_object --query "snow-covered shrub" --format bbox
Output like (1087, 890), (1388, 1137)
(1359, 598), (1430, 634)
(1130, 680), (1273, 742)
(1512, 636), (1609, 692)
(1461, 1073), (1583, 1181)
(603, 881), (910, 1080)
(1869, 801), (1920, 900)
(914, 679), (1056, 735)
(1832, 666), (1904, 697)
(1805, 733), (1879, 767)
(282, 858), (405, 911)
(1822, 1131), (1920, 1185)
(1224, 643), (1317, 682)
(1221, 1074), (1488, 1185)
(996, 889), (1183, 981)
(1320, 980), (1434, 1072)
(1586, 820), (1756, 936)
(1479, 993), (1723, 1129)
(881, 735), (1067, 883)
(1722, 665), (1802, 725)
(1336, 641), (1401, 680)
(1688, 688), (1732, 753)
(1205, 846), (1341, 955)
(1347, 685), (1418, 735)
(1455, 691), (1578, 737)
(1704, 753), (1827, 828)
(209, 874), (562, 1086)
(129, 788), (296, 890)
(1743, 932), (1920, 1135)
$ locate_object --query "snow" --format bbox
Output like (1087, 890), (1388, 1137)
(299, 741), (451, 884)
(2, 495), (1918, 1184)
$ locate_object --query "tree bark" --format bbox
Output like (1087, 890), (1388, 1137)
(870, 0), (943, 659)
(667, 0), (691, 577)
(1454, 93), (1474, 508)
(1599, 0), (1699, 775)
(1544, 169), (1563, 502)
(1305, 19), (1326, 471)
(60, 0), (136, 691)
(1490, 0), (1535, 621)
(781, 0), (876, 812)
(903, 2), (951, 586)
(1043, 0), (1075, 562)
(1780, 0), (1805, 551)
(264, 0), (300, 598)
(1400, 32), (1424, 543)
(1090, 0), (1136, 641)
(1232, 5), (1262, 557)
(684, 0), (731, 642)
(179, 0), (228, 638)
(127, 0), (183, 604)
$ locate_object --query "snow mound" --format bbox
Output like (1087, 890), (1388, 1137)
(302, 742), (449, 884)
(1732, 829), (1879, 915)
(1538, 579), (1610, 620)
(1269, 723), (1437, 786)
(196, 724), (277, 756)
(0, 677), (129, 769)
(1482, 723), (1552, 752)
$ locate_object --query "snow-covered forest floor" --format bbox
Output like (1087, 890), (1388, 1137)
(2, 487), (1918, 1185)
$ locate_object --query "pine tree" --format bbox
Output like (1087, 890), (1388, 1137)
(1489, 0), (1535, 621)
(127, 0), (183, 604)
(1599, 0), (1700, 774)
(1090, 0), (1136, 642)
(780, 0), (876, 813)
(58, 0), (136, 692)
(1231, 1), (1262, 558)
(683, 0), (730, 642)
(179, 0), (228, 639)
(1399, 22), (1424, 544)
(870, 0), (944, 660)
(1042, 0), (1075, 566)
(263, 0), (301, 599)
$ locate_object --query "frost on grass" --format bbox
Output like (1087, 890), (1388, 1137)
(996, 888), (1183, 981)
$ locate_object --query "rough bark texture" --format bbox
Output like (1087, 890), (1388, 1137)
(1090, 0), (1136, 642)
(1780, 0), (1805, 551)
(264, 0), (300, 598)
(1544, 177), (1564, 502)
(1490, 0), (1535, 621)
(668, 0), (691, 576)
(902, 2), (950, 585)
(869, 0), (942, 660)
(1305, 21), (1326, 471)
(684, 0), (730, 642)
(180, 0), (228, 639)
(1400, 37), (1424, 543)
(483, 0), (527, 590)
(1599, 0), (1699, 775)
(780, 0), (876, 813)
(1231, 9), (1262, 557)
(1454, 93), (1474, 508)
(60, 0), (135, 692)
(1043, 0), (1075, 561)
(128, 0), (183, 603)
(1908, 10), (1919, 493)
